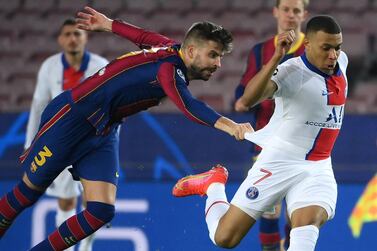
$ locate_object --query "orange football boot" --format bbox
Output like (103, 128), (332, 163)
(172, 164), (228, 197)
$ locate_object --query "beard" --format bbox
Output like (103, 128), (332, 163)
(188, 64), (216, 81)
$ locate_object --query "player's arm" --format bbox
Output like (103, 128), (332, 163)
(25, 63), (51, 149)
(235, 31), (295, 111)
(76, 6), (175, 48)
(157, 63), (253, 140)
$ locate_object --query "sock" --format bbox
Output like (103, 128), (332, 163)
(205, 183), (229, 245)
(0, 181), (43, 238)
(56, 208), (76, 251)
(287, 225), (319, 251)
(259, 218), (280, 250)
(284, 223), (291, 250)
(31, 201), (114, 251)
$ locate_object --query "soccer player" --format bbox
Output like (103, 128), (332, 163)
(174, 16), (346, 251)
(24, 19), (108, 251)
(0, 6), (252, 251)
(234, 1), (308, 250)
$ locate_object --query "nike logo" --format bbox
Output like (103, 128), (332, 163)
(322, 90), (334, 96)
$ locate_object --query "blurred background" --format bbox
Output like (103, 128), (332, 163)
(0, 0), (376, 250)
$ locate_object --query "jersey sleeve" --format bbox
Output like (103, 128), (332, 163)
(112, 20), (176, 48)
(24, 61), (52, 148)
(271, 59), (303, 99)
(235, 45), (259, 99)
(157, 62), (221, 126)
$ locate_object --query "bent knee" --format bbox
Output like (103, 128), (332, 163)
(214, 232), (241, 249)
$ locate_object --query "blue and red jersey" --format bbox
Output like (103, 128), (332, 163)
(235, 34), (305, 152)
(68, 20), (221, 134)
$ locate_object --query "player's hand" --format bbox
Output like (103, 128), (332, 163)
(76, 6), (113, 32)
(274, 30), (295, 59)
(232, 122), (254, 141)
(234, 97), (250, 112)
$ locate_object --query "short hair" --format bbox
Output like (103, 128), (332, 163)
(182, 21), (233, 53)
(59, 18), (78, 34)
(276, 0), (309, 8)
(305, 15), (341, 35)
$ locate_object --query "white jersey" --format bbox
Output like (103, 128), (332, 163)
(246, 51), (348, 161)
(25, 51), (108, 148)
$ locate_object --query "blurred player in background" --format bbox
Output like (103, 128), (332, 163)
(234, 1), (308, 250)
(0, 7), (252, 251)
(24, 18), (108, 251)
(174, 15), (346, 251)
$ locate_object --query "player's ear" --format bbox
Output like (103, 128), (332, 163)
(187, 44), (195, 59)
(272, 6), (279, 19)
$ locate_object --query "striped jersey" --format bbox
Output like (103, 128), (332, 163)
(67, 20), (221, 135)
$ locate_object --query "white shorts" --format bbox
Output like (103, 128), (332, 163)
(231, 147), (337, 221)
(46, 166), (82, 199)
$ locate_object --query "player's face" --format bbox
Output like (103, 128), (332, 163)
(305, 31), (342, 75)
(58, 25), (87, 55)
(188, 40), (223, 81)
(274, 0), (307, 32)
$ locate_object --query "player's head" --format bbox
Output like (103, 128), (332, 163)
(273, 0), (309, 33)
(304, 15), (342, 75)
(181, 21), (233, 81)
(58, 18), (88, 55)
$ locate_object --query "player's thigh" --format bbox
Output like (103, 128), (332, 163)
(216, 204), (256, 244)
(81, 178), (117, 205)
(290, 205), (328, 228)
(286, 160), (337, 222)
(73, 130), (120, 186)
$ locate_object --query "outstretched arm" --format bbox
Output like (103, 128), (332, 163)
(76, 6), (175, 47)
(235, 30), (295, 111)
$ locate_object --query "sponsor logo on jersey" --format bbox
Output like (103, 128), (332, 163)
(177, 69), (186, 82)
(246, 186), (259, 200)
(30, 146), (53, 173)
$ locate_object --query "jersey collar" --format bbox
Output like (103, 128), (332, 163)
(61, 50), (90, 72)
(301, 52), (341, 78)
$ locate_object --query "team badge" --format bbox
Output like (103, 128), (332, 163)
(246, 186), (259, 200)
(177, 69), (186, 82)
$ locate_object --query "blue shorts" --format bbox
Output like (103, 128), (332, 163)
(21, 92), (120, 188)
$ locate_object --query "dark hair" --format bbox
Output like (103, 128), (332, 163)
(305, 15), (341, 35)
(276, 0), (309, 8)
(183, 21), (233, 53)
(59, 18), (78, 34)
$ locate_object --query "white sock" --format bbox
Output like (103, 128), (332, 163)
(205, 183), (229, 245)
(287, 225), (319, 251)
(56, 208), (76, 251)
(78, 232), (95, 251)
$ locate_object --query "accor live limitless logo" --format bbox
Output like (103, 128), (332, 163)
(305, 106), (343, 129)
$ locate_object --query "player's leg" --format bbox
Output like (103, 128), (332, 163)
(0, 174), (44, 238)
(287, 205), (327, 251)
(31, 180), (116, 251)
(285, 159), (337, 251)
(259, 204), (282, 251)
(30, 130), (120, 250)
(173, 165), (257, 248)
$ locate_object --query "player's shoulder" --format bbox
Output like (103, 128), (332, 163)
(39, 53), (62, 72)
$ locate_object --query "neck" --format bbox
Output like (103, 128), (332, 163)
(64, 51), (84, 70)
(179, 48), (194, 80)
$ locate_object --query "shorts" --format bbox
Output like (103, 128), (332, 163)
(45, 167), (82, 198)
(21, 92), (120, 188)
(231, 146), (337, 221)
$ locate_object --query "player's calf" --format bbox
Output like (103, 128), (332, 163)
(31, 201), (115, 250)
(0, 181), (43, 238)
